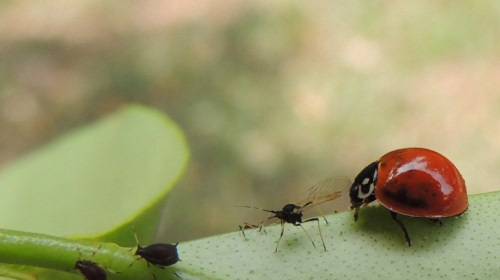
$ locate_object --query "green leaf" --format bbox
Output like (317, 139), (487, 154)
(176, 191), (500, 280)
(0, 104), (189, 244)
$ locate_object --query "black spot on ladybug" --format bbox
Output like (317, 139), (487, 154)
(380, 162), (387, 168)
(382, 185), (427, 209)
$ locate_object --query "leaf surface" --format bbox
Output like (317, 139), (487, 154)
(176, 191), (500, 280)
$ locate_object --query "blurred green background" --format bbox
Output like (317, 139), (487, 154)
(1, 1), (500, 242)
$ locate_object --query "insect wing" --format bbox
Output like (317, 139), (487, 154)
(299, 176), (351, 211)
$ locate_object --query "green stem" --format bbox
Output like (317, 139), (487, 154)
(0, 229), (176, 280)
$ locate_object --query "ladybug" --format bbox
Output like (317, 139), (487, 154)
(349, 147), (468, 246)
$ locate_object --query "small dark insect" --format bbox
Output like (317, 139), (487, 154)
(129, 226), (180, 279)
(239, 176), (350, 252)
(75, 246), (106, 280)
(75, 260), (107, 280)
(135, 242), (180, 267)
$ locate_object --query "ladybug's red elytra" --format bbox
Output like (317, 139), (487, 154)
(349, 147), (468, 246)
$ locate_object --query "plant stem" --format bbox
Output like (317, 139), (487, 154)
(0, 228), (175, 280)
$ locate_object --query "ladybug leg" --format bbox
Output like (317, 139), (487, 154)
(303, 217), (327, 251)
(389, 211), (412, 246)
(429, 218), (443, 226)
(353, 207), (360, 222)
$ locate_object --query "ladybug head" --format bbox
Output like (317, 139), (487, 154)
(350, 161), (378, 209)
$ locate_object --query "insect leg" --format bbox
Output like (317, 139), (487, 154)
(429, 218), (443, 226)
(353, 207), (360, 221)
(274, 221), (285, 253)
(257, 214), (276, 234)
(303, 217), (326, 251)
(296, 223), (317, 249)
(313, 207), (329, 224)
(239, 223), (259, 239)
(389, 211), (412, 246)
(302, 201), (313, 208)
(150, 268), (157, 280)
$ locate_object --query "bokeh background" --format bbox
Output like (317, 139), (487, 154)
(1, 1), (500, 242)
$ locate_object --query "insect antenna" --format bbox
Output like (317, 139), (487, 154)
(132, 225), (141, 246)
(128, 225), (141, 268)
(76, 245), (103, 261)
(236, 205), (277, 236)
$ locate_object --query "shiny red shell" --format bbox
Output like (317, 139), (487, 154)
(375, 148), (468, 218)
